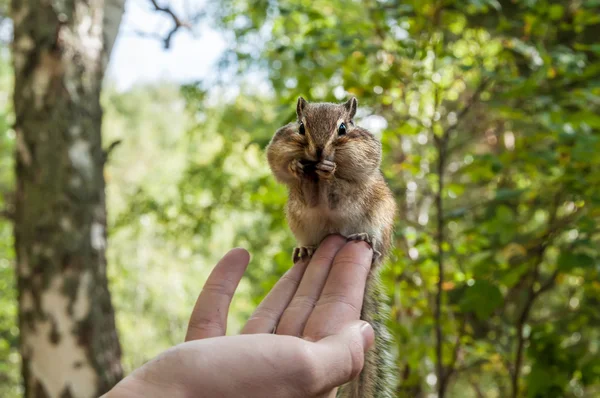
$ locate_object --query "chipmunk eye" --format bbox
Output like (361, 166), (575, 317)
(338, 123), (347, 136)
(299, 122), (305, 135)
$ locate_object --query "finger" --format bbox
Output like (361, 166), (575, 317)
(276, 235), (347, 336)
(185, 248), (250, 341)
(316, 161), (335, 171)
(304, 240), (373, 340)
(241, 257), (309, 334)
(304, 321), (374, 396)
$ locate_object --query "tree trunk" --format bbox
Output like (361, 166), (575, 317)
(11, 0), (125, 396)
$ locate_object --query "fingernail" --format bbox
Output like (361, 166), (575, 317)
(350, 240), (373, 251)
(360, 322), (375, 351)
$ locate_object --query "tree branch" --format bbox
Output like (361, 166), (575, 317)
(511, 274), (539, 398)
(147, 0), (203, 49)
(454, 358), (490, 374)
(0, 190), (15, 222)
(0, 209), (14, 222)
(433, 76), (491, 398)
(442, 77), (491, 139)
(446, 317), (467, 380)
(470, 377), (486, 398)
(510, 194), (567, 398)
(433, 81), (448, 398)
(511, 263), (560, 398)
(103, 139), (122, 163)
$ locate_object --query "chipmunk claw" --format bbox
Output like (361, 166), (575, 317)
(289, 159), (304, 179)
(346, 233), (381, 262)
(315, 160), (336, 179)
(292, 246), (316, 263)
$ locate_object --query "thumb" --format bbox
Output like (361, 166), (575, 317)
(309, 321), (375, 394)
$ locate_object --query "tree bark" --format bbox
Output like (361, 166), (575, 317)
(11, 0), (125, 396)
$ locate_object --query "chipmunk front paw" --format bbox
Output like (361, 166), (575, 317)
(346, 233), (381, 262)
(315, 160), (336, 179)
(288, 159), (305, 179)
(292, 246), (316, 263)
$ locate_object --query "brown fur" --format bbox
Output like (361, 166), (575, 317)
(266, 97), (397, 397)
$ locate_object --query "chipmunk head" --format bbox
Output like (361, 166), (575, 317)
(267, 97), (382, 183)
(295, 96), (358, 162)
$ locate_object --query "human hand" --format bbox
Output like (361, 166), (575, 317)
(106, 235), (375, 398)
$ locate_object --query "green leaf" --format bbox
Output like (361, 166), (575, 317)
(459, 280), (503, 320)
(557, 251), (595, 271)
(495, 188), (524, 201)
(501, 263), (529, 287)
(581, 357), (600, 385)
(548, 5), (564, 20)
(584, 0), (600, 8)
(588, 44), (600, 54)
(527, 365), (552, 397)
(495, 205), (514, 223)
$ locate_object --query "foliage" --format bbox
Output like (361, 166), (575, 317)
(0, 0), (599, 397)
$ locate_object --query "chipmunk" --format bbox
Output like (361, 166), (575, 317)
(266, 97), (397, 397)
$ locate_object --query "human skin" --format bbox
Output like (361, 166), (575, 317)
(105, 235), (375, 398)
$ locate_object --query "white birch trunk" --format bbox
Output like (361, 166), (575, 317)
(11, 1), (126, 396)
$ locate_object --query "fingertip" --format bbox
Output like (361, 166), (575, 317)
(229, 247), (250, 256)
(359, 321), (375, 352)
(335, 240), (373, 270)
(224, 247), (251, 265)
(321, 234), (348, 248)
(311, 235), (348, 261)
(346, 239), (373, 252)
(293, 256), (310, 266)
(209, 247), (251, 279)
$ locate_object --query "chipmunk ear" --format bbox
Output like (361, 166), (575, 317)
(344, 97), (357, 119)
(296, 97), (308, 119)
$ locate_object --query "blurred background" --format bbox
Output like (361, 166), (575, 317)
(1, 0), (600, 397)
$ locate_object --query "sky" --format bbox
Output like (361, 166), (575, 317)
(106, 0), (226, 91)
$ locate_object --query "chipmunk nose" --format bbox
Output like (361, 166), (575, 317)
(305, 147), (322, 162)
(305, 146), (331, 162)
